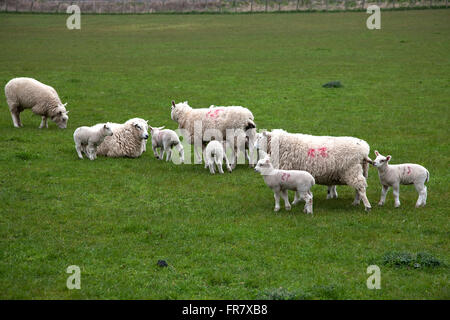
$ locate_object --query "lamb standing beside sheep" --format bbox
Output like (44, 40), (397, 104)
(149, 126), (184, 163)
(372, 150), (429, 208)
(5, 77), (69, 129)
(170, 101), (256, 167)
(204, 140), (232, 174)
(96, 118), (149, 158)
(255, 156), (315, 214)
(255, 130), (373, 211)
(73, 123), (113, 160)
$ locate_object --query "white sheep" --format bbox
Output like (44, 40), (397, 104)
(372, 150), (430, 208)
(255, 155), (315, 214)
(5, 77), (69, 129)
(203, 140), (232, 174)
(149, 126), (184, 163)
(125, 118), (149, 153)
(96, 118), (149, 158)
(73, 123), (113, 160)
(170, 101), (256, 167)
(255, 129), (373, 211)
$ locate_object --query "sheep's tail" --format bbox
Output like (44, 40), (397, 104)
(363, 156), (372, 179)
(426, 170), (430, 183)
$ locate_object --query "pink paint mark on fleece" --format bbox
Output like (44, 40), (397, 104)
(206, 108), (224, 119)
(318, 147), (328, 157)
(407, 166), (411, 175)
(281, 173), (290, 182)
(307, 148), (316, 158)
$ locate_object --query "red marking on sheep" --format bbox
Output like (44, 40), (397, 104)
(318, 147), (328, 157)
(308, 149), (316, 158)
(407, 166), (411, 175)
(281, 173), (290, 182)
(206, 108), (224, 119)
(308, 147), (327, 158)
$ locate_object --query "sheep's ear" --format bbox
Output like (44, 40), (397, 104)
(386, 155), (391, 161)
(62, 102), (68, 108)
(374, 150), (379, 156)
(65, 110), (69, 114)
(104, 124), (107, 129)
(171, 101), (176, 108)
(145, 120), (149, 123)
(158, 126), (165, 130)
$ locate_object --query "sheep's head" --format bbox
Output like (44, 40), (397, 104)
(103, 123), (113, 137)
(372, 150), (391, 168)
(170, 100), (190, 123)
(52, 103), (69, 129)
(132, 121), (149, 140)
(254, 156), (274, 175)
(254, 131), (269, 152)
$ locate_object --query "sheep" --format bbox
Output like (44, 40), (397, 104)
(255, 155), (315, 214)
(372, 150), (430, 208)
(255, 129), (373, 211)
(73, 123), (113, 160)
(149, 126), (184, 163)
(203, 140), (232, 174)
(125, 118), (149, 153)
(170, 101), (256, 167)
(96, 118), (149, 158)
(5, 77), (69, 129)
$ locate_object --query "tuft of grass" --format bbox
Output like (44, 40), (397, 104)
(382, 251), (442, 269)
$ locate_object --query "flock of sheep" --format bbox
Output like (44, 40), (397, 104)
(4, 77), (430, 214)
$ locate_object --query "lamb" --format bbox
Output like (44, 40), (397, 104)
(149, 126), (184, 163)
(5, 77), (69, 129)
(255, 129), (373, 211)
(73, 123), (113, 160)
(96, 118), (149, 158)
(372, 150), (430, 208)
(203, 140), (232, 174)
(255, 155), (315, 214)
(170, 101), (256, 167)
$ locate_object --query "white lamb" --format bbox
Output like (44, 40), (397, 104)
(372, 150), (430, 208)
(5, 77), (69, 129)
(203, 140), (232, 174)
(170, 101), (256, 167)
(255, 156), (315, 214)
(255, 129), (373, 211)
(73, 123), (113, 160)
(96, 118), (149, 158)
(149, 126), (184, 163)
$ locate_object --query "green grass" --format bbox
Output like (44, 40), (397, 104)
(0, 10), (449, 299)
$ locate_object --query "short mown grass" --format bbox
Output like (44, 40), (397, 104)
(0, 10), (449, 299)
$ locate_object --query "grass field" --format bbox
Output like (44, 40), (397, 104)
(0, 10), (449, 300)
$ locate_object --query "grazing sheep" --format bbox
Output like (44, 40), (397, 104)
(255, 155), (315, 214)
(96, 118), (149, 158)
(149, 126), (184, 163)
(372, 150), (430, 208)
(203, 140), (232, 174)
(73, 123), (113, 160)
(5, 77), (69, 129)
(255, 129), (373, 211)
(170, 101), (256, 167)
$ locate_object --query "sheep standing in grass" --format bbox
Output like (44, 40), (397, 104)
(5, 77), (69, 129)
(170, 101), (256, 167)
(73, 123), (113, 160)
(96, 118), (149, 158)
(204, 140), (232, 174)
(255, 156), (315, 214)
(372, 150), (430, 208)
(255, 129), (373, 211)
(149, 126), (184, 163)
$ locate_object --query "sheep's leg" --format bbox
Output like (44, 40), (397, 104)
(327, 185), (338, 199)
(345, 169), (371, 211)
(352, 190), (361, 206)
(87, 144), (96, 161)
(217, 158), (224, 174)
(292, 191), (301, 205)
(75, 143), (83, 159)
(152, 145), (160, 159)
(378, 185), (389, 206)
(230, 147), (237, 170)
(273, 191), (281, 212)
(142, 140), (147, 152)
(166, 149), (172, 162)
(203, 149), (208, 169)
(414, 183), (427, 208)
(281, 190), (291, 211)
(10, 109), (22, 128)
(224, 154), (232, 172)
(160, 148), (165, 161)
(302, 191), (313, 214)
(175, 143), (184, 164)
(39, 116), (48, 129)
(393, 184), (401, 208)
(208, 163), (215, 174)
